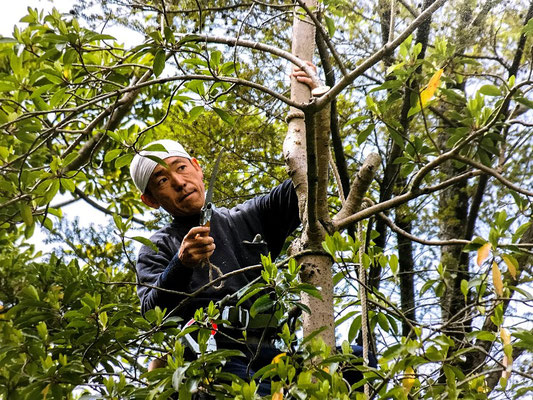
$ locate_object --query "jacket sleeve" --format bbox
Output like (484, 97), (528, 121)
(255, 179), (301, 259)
(136, 237), (193, 316)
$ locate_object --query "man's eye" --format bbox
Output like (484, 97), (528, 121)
(177, 165), (186, 171)
(157, 177), (168, 185)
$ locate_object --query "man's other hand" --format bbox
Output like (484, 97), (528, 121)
(178, 226), (215, 267)
(292, 61), (318, 90)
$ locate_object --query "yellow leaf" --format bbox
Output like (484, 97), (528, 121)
(492, 262), (504, 297)
(271, 352), (286, 364)
(500, 328), (511, 346)
(402, 366), (415, 393)
(272, 390), (284, 400)
(477, 243), (492, 266)
(502, 255), (518, 279)
(41, 384), (50, 400)
(419, 68), (443, 108)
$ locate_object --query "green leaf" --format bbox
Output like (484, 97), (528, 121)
(236, 284), (265, 306)
(325, 16), (336, 36)
(348, 315), (361, 344)
(104, 149), (122, 163)
(18, 203), (33, 226)
(143, 143), (167, 152)
(513, 329), (533, 350)
(10, 53), (22, 76)
(63, 48), (77, 66)
(115, 154), (133, 169)
(43, 179), (60, 204)
(188, 105), (204, 121)
(107, 130), (122, 143)
(15, 130), (36, 144)
(512, 222), (531, 243)
(376, 312), (390, 332)
(210, 50), (222, 67)
(60, 178), (76, 193)
(145, 155), (169, 168)
(301, 326), (328, 346)
(89, 33), (116, 41)
(0, 36), (16, 43)
(249, 294), (274, 318)
(479, 84), (501, 96)
(407, 104), (421, 117)
(213, 107), (234, 125)
(153, 49), (166, 77)
(21, 285), (40, 301)
(130, 236), (158, 252)
(296, 283), (322, 300)
(357, 123), (374, 145)
(389, 254), (399, 276)
(369, 79), (403, 93)
(522, 18), (533, 36)
(186, 80), (205, 96)
(388, 127), (405, 148)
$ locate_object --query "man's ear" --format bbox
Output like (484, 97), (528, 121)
(141, 193), (160, 209)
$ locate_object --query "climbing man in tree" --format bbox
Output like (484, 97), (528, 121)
(130, 138), (301, 395)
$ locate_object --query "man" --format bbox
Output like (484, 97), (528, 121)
(130, 140), (300, 395)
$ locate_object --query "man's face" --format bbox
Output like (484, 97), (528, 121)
(141, 157), (205, 217)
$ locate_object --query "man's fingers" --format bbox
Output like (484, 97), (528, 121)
(291, 62), (318, 90)
(184, 226), (210, 239)
(179, 226), (216, 267)
(189, 244), (216, 257)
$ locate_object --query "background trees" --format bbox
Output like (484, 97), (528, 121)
(0, 0), (532, 399)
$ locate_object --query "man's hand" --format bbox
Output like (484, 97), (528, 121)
(178, 226), (215, 268)
(292, 61), (318, 90)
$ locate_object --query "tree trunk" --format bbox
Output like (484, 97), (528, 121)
(395, 203), (416, 337)
(284, 0), (336, 348)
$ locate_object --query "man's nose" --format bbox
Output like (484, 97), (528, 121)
(170, 172), (186, 189)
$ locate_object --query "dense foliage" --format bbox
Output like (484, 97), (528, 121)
(1, 0), (532, 399)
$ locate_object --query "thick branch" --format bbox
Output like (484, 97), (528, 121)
(175, 33), (321, 87)
(304, 107), (322, 244)
(312, 87), (332, 225)
(334, 170), (482, 230)
(316, 27), (350, 199)
(333, 153), (382, 224)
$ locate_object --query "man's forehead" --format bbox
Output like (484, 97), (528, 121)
(149, 156), (190, 179)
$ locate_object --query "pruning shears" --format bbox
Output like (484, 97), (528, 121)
(199, 150), (224, 227)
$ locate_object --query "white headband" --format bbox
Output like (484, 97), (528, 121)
(129, 139), (191, 193)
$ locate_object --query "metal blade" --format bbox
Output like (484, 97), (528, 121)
(204, 149), (224, 205)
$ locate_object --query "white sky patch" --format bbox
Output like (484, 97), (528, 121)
(1, 0), (144, 47)
(1, 0), (71, 37)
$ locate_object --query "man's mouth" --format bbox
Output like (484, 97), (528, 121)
(180, 191), (194, 201)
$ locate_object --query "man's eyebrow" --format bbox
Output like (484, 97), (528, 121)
(168, 159), (187, 167)
(152, 169), (165, 178)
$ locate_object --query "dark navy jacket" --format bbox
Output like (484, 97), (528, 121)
(136, 180), (300, 320)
